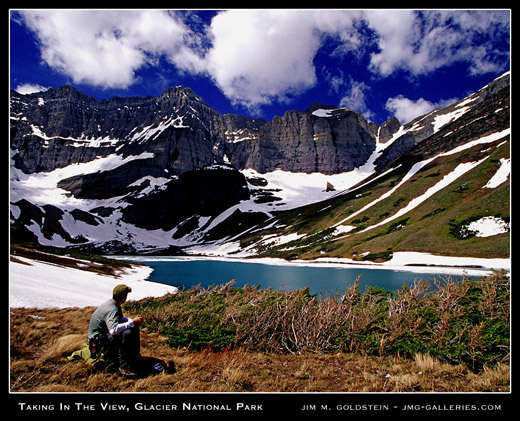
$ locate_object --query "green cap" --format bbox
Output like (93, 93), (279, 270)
(113, 284), (132, 300)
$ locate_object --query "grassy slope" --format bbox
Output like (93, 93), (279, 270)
(239, 135), (510, 262)
(10, 288), (510, 393)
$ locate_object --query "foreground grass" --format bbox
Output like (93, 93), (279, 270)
(10, 273), (510, 393)
(10, 307), (509, 393)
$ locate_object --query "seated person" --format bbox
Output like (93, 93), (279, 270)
(87, 284), (143, 379)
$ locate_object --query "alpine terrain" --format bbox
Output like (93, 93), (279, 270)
(10, 72), (510, 263)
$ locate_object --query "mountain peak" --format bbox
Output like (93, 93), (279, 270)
(305, 102), (342, 114)
(157, 86), (204, 103)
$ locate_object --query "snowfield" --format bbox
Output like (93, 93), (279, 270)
(9, 257), (177, 309)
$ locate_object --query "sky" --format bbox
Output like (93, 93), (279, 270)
(9, 9), (510, 125)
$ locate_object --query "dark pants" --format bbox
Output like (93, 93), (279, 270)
(109, 326), (141, 372)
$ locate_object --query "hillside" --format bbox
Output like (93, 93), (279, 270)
(227, 74), (510, 263)
(234, 129), (510, 262)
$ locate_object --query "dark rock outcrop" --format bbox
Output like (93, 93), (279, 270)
(121, 165), (250, 231)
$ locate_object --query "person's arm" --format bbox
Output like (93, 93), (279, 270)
(108, 318), (134, 336)
(106, 314), (144, 336)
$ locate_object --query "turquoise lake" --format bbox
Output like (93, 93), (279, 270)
(121, 257), (469, 296)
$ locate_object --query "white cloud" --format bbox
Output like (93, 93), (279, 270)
(14, 83), (49, 94)
(339, 79), (374, 120)
(205, 10), (362, 110)
(15, 9), (509, 109)
(18, 10), (206, 89)
(385, 95), (458, 124)
(205, 10), (319, 109)
(364, 10), (510, 77)
(16, 9), (363, 109)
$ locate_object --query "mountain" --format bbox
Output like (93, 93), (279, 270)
(10, 72), (510, 260)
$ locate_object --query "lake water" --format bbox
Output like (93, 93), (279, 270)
(121, 257), (468, 296)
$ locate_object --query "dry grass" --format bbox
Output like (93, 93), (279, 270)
(10, 306), (509, 393)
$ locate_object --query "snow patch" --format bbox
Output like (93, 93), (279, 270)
(484, 158), (510, 188)
(466, 217), (509, 237)
(432, 106), (470, 132)
(261, 232), (306, 246)
(130, 115), (188, 143)
(312, 108), (341, 117)
(334, 225), (356, 234)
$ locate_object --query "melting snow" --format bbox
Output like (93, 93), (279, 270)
(333, 128), (510, 231)
(10, 152), (155, 209)
(9, 256), (177, 309)
(466, 216), (509, 237)
(484, 158), (510, 188)
(334, 225), (356, 234)
(432, 106), (470, 132)
(260, 232), (306, 246)
(364, 157), (489, 233)
(312, 108), (341, 117)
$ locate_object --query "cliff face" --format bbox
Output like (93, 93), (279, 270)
(220, 104), (382, 175)
(10, 86), (224, 177)
(9, 85), (389, 250)
(10, 86), (382, 178)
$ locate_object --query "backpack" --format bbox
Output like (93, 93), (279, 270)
(68, 344), (175, 376)
(67, 342), (112, 370)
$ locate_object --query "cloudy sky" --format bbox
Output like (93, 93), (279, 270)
(10, 9), (510, 125)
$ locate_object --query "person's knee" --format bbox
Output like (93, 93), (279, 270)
(120, 328), (132, 338)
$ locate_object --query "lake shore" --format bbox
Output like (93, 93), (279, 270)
(121, 250), (510, 277)
(10, 249), (509, 309)
(9, 255), (177, 309)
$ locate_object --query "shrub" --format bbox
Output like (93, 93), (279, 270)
(125, 272), (509, 372)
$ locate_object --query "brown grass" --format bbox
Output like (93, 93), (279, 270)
(10, 306), (509, 393)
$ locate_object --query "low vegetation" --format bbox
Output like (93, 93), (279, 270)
(10, 272), (509, 392)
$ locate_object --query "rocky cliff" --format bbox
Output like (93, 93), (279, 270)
(10, 85), (384, 178)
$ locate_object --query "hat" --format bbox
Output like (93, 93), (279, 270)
(113, 284), (132, 300)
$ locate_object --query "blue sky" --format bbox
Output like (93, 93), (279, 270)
(10, 9), (510, 125)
